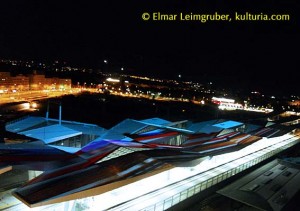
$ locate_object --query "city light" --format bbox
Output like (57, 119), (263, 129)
(106, 78), (120, 83)
(212, 97), (235, 104)
(30, 102), (38, 108)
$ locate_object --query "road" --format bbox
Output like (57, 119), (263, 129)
(0, 89), (81, 105)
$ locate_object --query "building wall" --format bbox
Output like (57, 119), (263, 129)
(0, 72), (11, 91)
(10, 75), (30, 91)
(29, 74), (47, 90)
(48, 78), (72, 90)
(0, 72), (71, 91)
(58, 78), (72, 89)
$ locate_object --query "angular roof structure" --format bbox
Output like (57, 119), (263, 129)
(139, 117), (171, 125)
(1, 114), (298, 209)
(5, 116), (46, 133)
(19, 124), (82, 144)
(187, 119), (223, 133)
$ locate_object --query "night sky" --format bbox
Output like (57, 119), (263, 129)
(0, 1), (299, 94)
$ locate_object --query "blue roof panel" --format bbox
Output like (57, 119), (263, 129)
(213, 120), (244, 129)
(19, 124), (82, 144)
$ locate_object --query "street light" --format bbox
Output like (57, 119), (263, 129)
(103, 60), (108, 73)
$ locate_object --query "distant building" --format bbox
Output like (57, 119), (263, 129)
(52, 78), (72, 90)
(0, 72), (10, 92)
(29, 74), (71, 90)
(0, 71), (71, 92)
(10, 74), (30, 91)
(1, 72), (30, 91)
(218, 102), (244, 110)
(29, 74), (47, 90)
(212, 97), (235, 104)
(212, 97), (244, 111)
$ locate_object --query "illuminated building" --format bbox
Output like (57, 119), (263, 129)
(212, 97), (235, 104)
(1, 110), (299, 210)
(212, 97), (244, 111)
(0, 72), (11, 92)
(29, 73), (47, 90)
(10, 74), (30, 91)
(0, 71), (71, 92)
